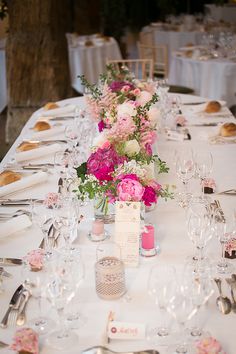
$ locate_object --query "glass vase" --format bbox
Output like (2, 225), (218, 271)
(94, 197), (115, 224)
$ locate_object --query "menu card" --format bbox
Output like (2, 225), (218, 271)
(114, 201), (140, 267)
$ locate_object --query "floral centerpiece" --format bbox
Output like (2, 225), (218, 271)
(75, 66), (172, 217)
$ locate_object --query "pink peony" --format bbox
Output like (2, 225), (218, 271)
(87, 146), (125, 181)
(144, 143), (152, 156)
(132, 88), (141, 96)
(10, 327), (39, 354)
(121, 85), (132, 93)
(142, 186), (157, 206)
(98, 120), (105, 132)
(117, 178), (144, 202)
(118, 173), (139, 181)
(109, 81), (134, 92)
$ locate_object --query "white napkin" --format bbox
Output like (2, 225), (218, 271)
(0, 214), (32, 239)
(41, 105), (76, 117)
(15, 144), (62, 162)
(0, 171), (48, 197)
(31, 126), (65, 140)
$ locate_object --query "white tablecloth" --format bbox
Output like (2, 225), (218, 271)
(205, 4), (236, 23)
(140, 27), (204, 71)
(169, 54), (236, 107)
(66, 35), (122, 93)
(0, 38), (7, 113)
(0, 95), (236, 354)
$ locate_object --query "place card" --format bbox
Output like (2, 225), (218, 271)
(166, 130), (185, 141)
(108, 321), (145, 340)
(115, 202), (140, 267)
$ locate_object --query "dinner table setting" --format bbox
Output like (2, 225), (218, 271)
(0, 64), (236, 354)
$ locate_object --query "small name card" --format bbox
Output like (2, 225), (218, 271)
(108, 321), (145, 340)
(115, 201), (140, 267)
(166, 130), (184, 141)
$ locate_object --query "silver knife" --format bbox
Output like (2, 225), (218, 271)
(0, 258), (23, 266)
(0, 284), (23, 328)
(183, 101), (206, 105)
(0, 198), (43, 206)
(189, 123), (218, 127)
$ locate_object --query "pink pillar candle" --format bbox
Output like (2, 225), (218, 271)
(141, 225), (155, 250)
(92, 220), (104, 236)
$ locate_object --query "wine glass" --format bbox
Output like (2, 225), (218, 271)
(147, 265), (176, 343)
(175, 149), (195, 208)
(22, 262), (54, 335)
(194, 151), (213, 200)
(53, 196), (79, 249)
(45, 251), (82, 349)
(167, 281), (198, 354)
(214, 219), (235, 274)
(54, 151), (72, 195)
(187, 203), (215, 271)
(31, 200), (54, 256)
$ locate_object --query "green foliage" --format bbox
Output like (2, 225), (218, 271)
(76, 162), (87, 182)
(78, 75), (102, 100)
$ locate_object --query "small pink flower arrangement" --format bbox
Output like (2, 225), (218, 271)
(10, 327), (39, 354)
(196, 336), (225, 354)
(43, 192), (60, 209)
(24, 249), (45, 271)
(176, 115), (188, 126)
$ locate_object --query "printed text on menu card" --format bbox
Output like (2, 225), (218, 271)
(115, 201), (140, 267)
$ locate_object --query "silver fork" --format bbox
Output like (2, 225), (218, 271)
(7, 296), (23, 327)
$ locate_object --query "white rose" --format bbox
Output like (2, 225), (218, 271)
(124, 139), (140, 157)
(117, 102), (137, 118)
(136, 90), (152, 106)
(148, 107), (161, 126)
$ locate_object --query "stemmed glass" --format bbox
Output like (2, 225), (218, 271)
(187, 203), (215, 271)
(147, 265), (176, 343)
(22, 262), (54, 335)
(53, 196), (79, 249)
(65, 123), (80, 153)
(194, 151), (213, 200)
(167, 281), (198, 354)
(31, 200), (54, 256)
(54, 151), (72, 195)
(46, 249), (84, 349)
(175, 149), (195, 208)
(214, 219), (235, 274)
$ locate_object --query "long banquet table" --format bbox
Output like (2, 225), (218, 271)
(0, 94), (236, 354)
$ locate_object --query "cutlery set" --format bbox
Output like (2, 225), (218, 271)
(214, 275), (236, 315)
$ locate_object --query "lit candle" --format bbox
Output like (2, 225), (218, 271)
(92, 220), (104, 236)
(141, 224), (155, 250)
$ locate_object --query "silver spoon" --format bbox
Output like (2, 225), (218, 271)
(226, 278), (236, 314)
(214, 278), (231, 314)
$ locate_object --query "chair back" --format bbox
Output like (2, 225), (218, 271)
(106, 59), (153, 81)
(139, 30), (154, 46)
(138, 42), (168, 78)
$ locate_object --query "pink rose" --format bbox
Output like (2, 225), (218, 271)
(144, 143), (152, 156)
(121, 85), (131, 93)
(117, 178), (144, 202)
(176, 115), (187, 127)
(43, 192), (60, 209)
(142, 186), (157, 206)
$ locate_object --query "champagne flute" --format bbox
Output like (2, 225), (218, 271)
(194, 151), (213, 200)
(175, 149), (195, 208)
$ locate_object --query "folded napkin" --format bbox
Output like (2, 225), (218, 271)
(0, 214), (32, 239)
(41, 104), (76, 117)
(31, 126), (65, 140)
(0, 171), (47, 197)
(15, 143), (61, 162)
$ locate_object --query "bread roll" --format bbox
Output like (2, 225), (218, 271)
(205, 101), (221, 113)
(0, 170), (21, 187)
(219, 123), (236, 137)
(44, 102), (59, 110)
(33, 121), (51, 131)
(17, 142), (39, 152)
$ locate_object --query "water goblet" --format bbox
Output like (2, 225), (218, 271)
(194, 151), (213, 200)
